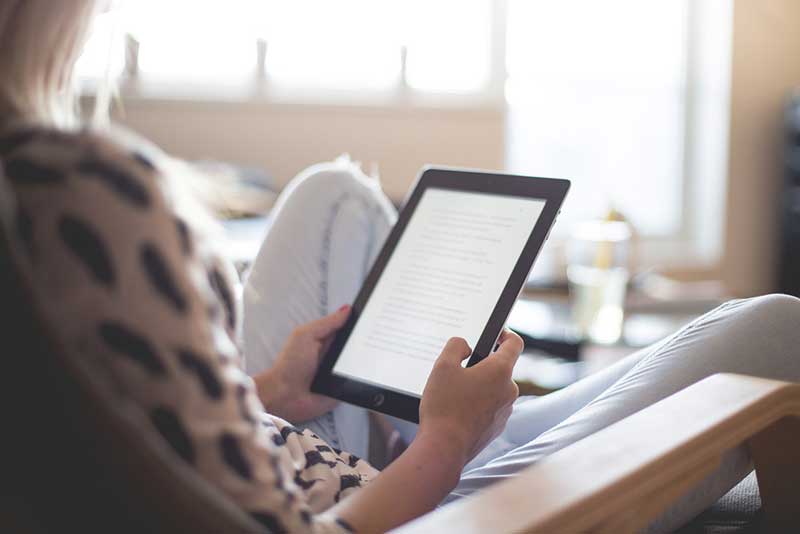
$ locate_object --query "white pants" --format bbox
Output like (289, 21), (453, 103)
(243, 162), (800, 533)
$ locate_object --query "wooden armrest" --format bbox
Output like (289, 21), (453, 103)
(393, 373), (800, 533)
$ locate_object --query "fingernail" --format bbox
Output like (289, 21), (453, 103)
(338, 304), (350, 313)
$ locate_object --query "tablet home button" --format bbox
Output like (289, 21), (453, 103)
(372, 393), (385, 407)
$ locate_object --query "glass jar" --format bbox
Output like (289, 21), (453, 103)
(567, 220), (631, 344)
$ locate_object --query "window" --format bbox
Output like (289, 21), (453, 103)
(77, 0), (731, 267)
(78, 0), (494, 95)
(260, 2), (401, 90)
(505, 0), (689, 238)
(403, 0), (492, 93)
(131, 0), (257, 84)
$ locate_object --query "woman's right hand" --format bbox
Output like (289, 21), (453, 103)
(332, 330), (523, 533)
(419, 330), (523, 466)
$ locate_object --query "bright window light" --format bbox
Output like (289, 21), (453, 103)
(261, 1), (400, 90)
(403, 0), (492, 93)
(74, 12), (125, 82)
(129, 0), (257, 82)
(76, 0), (495, 94)
(505, 0), (689, 237)
(71, 0), (721, 258)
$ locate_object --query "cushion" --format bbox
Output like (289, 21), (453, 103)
(676, 471), (763, 533)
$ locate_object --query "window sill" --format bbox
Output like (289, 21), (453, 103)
(86, 77), (506, 116)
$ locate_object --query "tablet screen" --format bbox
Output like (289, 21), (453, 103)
(332, 187), (546, 397)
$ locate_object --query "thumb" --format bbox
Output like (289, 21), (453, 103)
(437, 337), (472, 366)
(491, 329), (524, 370)
(306, 305), (351, 339)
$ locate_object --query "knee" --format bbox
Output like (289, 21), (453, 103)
(735, 293), (800, 325)
(288, 158), (389, 213)
(652, 294), (800, 385)
(272, 159), (397, 249)
(724, 294), (800, 356)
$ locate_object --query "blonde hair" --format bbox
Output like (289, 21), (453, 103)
(0, 1), (223, 240)
(0, 0), (100, 128)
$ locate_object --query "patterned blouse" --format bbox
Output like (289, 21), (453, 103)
(0, 122), (379, 533)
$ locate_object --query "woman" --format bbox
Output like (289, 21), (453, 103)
(1, 1), (798, 532)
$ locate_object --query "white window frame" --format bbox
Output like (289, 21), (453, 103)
(633, 0), (732, 271)
(87, 0), (730, 272)
(93, 1), (508, 112)
(516, 0), (732, 274)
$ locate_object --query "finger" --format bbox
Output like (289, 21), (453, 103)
(305, 305), (351, 339)
(496, 328), (514, 346)
(437, 337), (472, 366)
(492, 330), (524, 370)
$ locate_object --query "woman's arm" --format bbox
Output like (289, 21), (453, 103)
(253, 306), (523, 532)
(329, 429), (465, 532)
(330, 333), (523, 533)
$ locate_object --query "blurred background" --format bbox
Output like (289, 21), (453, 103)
(77, 0), (800, 390)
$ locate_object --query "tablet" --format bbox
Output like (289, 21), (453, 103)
(311, 167), (569, 423)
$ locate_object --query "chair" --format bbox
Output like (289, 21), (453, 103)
(1, 224), (797, 534)
(394, 373), (800, 533)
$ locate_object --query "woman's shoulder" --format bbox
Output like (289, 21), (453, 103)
(0, 118), (243, 347)
(0, 120), (163, 190)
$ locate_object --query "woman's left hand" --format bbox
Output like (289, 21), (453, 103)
(255, 305), (351, 422)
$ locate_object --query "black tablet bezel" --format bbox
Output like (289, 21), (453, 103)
(311, 167), (570, 423)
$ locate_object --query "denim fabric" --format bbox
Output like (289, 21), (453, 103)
(448, 295), (800, 533)
(242, 158), (402, 459)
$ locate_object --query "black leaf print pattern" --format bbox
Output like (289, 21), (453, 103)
(208, 267), (235, 331)
(280, 425), (304, 441)
(0, 129), (38, 155)
(140, 243), (188, 313)
(174, 216), (192, 255)
(236, 383), (256, 424)
(58, 215), (114, 286)
(304, 450), (337, 469)
(340, 474), (362, 491)
(220, 433), (252, 480)
(293, 470), (319, 491)
(132, 152), (155, 172)
(177, 349), (223, 399)
(334, 475), (363, 503)
(150, 407), (195, 464)
(299, 510), (312, 524)
(5, 158), (66, 185)
(77, 159), (150, 207)
(250, 512), (288, 534)
(336, 518), (356, 533)
(99, 321), (166, 375)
